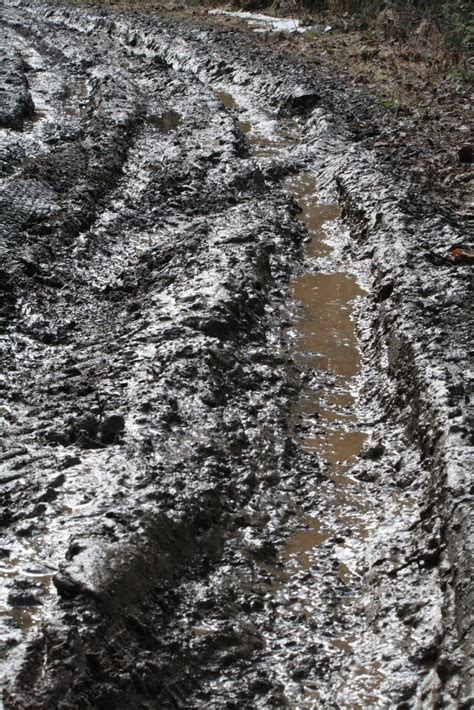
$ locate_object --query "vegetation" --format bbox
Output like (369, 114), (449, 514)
(257, 1), (474, 53)
(331, 2), (471, 50)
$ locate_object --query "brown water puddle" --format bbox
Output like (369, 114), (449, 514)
(281, 175), (392, 708)
(284, 170), (369, 601)
(216, 90), (249, 136)
(241, 159), (379, 709)
(64, 77), (89, 118)
(214, 87), (371, 627)
(146, 110), (182, 132)
(0, 539), (56, 632)
(288, 173), (340, 259)
(291, 271), (365, 378)
(216, 90), (295, 155)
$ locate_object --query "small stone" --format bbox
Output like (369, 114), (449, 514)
(0, 508), (13, 526)
(48, 473), (66, 487)
(76, 431), (104, 450)
(19, 258), (41, 277)
(36, 487), (58, 503)
(16, 522), (35, 537)
(354, 467), (377, 482)
(46, 430), (70, 446)
(27, 503), (47, 518)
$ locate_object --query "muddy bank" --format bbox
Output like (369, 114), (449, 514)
(1, 1), (472, 707)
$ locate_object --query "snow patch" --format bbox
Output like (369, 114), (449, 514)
(208, 9), (308, 34)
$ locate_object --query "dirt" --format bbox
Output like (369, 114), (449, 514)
(69, 1), (473, 231)
(0, 1), (472, 708)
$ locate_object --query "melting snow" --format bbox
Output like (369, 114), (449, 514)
(208, 9), (308, 34)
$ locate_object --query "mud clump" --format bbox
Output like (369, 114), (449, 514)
(0, 48), (35, 129)
(99, 414), (125, 444)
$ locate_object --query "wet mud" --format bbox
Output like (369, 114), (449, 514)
(0, 1), (472, 708)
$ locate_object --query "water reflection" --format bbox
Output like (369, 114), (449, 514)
(215, 89), (295, 155)
(283, 173), (370, 663)
(291, 272), (366, 378)
(64, 78), (88, 119)
(146, 110), (182, 132)
(288, 173), (340, 259)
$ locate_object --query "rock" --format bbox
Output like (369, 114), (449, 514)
(45, 429), (70, 446)
(458, 145), (472, 164)
(15, 522), (36, 537)
(8, 590), (42, 607)
(53, 571), (82, 598)
(99, 414), (125, 444)
(76, 431), (104, 450)
(27, 503), (47, 518)
(361, 442), (385, 460)
(74, 414), (100, 437)
(354, 467), (377, 482)
(19, 258), (41, 277)
(47, 472), (66, 487)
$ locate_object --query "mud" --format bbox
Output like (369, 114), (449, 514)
(0, 1), (472, 708)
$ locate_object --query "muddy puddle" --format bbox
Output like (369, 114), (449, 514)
(284, 174), (368, 534)
(216, 90), (296, 156)
(0, 537), (57, 634)
(283, 175), (385, 706)
(145, 110), (182, 132)
(215, 87), (387, 705)
(63, 77), (89, 118)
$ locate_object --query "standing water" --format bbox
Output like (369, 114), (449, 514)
(284, 171), (368, 573)
(215, 89), (385, 706)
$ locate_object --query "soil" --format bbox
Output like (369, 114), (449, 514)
(68, 0), (474, 232)
(0, 1), (472, 708)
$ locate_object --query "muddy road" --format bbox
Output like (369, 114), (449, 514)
(1, 1), (472, 707)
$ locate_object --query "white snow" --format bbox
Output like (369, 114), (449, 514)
(208, 9), (308, 34)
